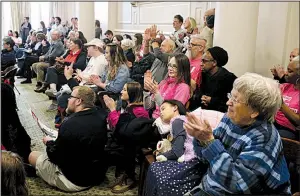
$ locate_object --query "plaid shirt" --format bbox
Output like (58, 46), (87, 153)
(193, 115), (291, 195)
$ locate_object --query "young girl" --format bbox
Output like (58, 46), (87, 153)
(145, 100), (224, 196)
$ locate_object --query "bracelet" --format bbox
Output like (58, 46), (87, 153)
(199, 139), (215, 147)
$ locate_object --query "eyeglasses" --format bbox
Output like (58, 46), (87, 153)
(68, 95), (81, 101)
(190, 43), (204, 48)
(227, 93), (247, 105)
(201, 59), (214, 63)
(167, 63), (178, 69)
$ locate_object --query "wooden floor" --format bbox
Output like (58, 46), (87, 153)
(14, 77), (138, 195)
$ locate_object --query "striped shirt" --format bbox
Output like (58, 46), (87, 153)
(193, 115), (291, 195)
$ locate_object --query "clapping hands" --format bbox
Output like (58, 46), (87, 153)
(183, 112), (214, 142)
(270, 65), (285, 79)
(144, 70), (158, 94)
(103, 95), (116, 111)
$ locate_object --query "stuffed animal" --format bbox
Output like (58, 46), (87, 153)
(154, 139), (172, 162)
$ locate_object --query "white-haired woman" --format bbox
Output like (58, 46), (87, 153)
(184, 73), (291, 195)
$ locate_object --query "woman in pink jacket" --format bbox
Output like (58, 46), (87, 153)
(143, 53), (191, 119)
(104, 81), (149, 130)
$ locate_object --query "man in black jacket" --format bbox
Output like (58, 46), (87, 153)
(28, 86), (108, 192)
(189, 46), (237, 112)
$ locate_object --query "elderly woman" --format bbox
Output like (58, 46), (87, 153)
(184, 73), (291, 195)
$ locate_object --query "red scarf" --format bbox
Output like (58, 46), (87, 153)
(64, 49), (81, 63)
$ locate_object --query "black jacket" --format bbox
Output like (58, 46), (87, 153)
(1, 49), (16, 71)
(62, 50), (87, 71)
(46, 107), (108, 187)
(32, 41), (51, 56)
(130, 53), (156, 87)
(192, 67), (237, 112)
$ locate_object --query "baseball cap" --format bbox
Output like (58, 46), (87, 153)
(84, 38), (104, 48)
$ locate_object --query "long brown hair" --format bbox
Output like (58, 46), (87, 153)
(1, 151), (28, 196)
(106, 43), (126, 81)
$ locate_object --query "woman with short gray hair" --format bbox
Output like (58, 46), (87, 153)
(184, 72), (290, 195)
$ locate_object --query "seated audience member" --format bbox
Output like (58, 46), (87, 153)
(95, 20), (102, 39)
(112, 35), (123, 46)
(7, 29), (13, 36)
(28, 86), (108, 192)
(271, 48), (299, 84)
(75, 31), (87, 44)
(38, 21), (48, 35)
(104, 30), (114, 42)
(1, 83), (31, 163)
(89, 43), (130, 94)
(275, 57), (300, 140)
(121, 39), (135, 64)
(143, 26), (176, 83)
(11, 31), (22, 47)
(186, 34), (206, 92)
(15, 31), (37, 59)
(28, 30), (64, 85)
(41, 38), (86, 97)
(103, 82), (149, 193)
(184, 73), (291, 195)
(190, 46), (237, 112)
(145, 100), (206, 196)
(64, 30), (76, 49)
(103, 38), (112, 46)
(18, 33), (50, 78)
(133, 33), (144, 62)
(199, 8), (215, 50)
(1, 37), (16, 71)
(54, 39), (108, 121)
(144, 53), (191, 119)
(1, 151), (28, 196)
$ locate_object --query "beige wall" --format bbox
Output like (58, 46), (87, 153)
(112, 2), (216, 37)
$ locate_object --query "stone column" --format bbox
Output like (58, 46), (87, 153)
(213, 2), (259, 76)
(78, 2), (95, 42)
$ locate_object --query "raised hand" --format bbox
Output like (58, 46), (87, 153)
(89, 74), (102, 86)
(184, 112), (214, 142)
(150, 25), (158, 39)
(144, 28), (151, 41)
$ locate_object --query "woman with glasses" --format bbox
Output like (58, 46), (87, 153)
(184, 73), (290, 195)
(189, 46), (237, 112)
(144, 53), (191, 119)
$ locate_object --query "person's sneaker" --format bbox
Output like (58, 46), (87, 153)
(36, 82), (42, 88)
(45, 89), (58, 98)
(47, 103), (58, 112)
(111, 174), (137, 194)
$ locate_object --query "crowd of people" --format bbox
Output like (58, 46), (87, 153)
(1, 8), (300, 196)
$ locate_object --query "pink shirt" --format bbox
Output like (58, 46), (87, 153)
(108, 106), (149, 129)
(189, 58), (202, 87)
(275, 83), (300, 131)
(152, 78), (191, 119)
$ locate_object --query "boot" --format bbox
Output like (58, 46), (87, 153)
(34, 83), (48, 93)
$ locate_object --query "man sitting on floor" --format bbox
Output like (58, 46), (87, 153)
(28, 86), (108, 192)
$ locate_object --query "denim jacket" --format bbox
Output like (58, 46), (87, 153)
(101, 64), (130, 93)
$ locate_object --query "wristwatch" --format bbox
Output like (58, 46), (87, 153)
(199, 139), (215, 147)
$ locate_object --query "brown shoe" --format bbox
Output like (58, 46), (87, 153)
(107, 173), (125, 189)
(111, 174), (137, 194)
